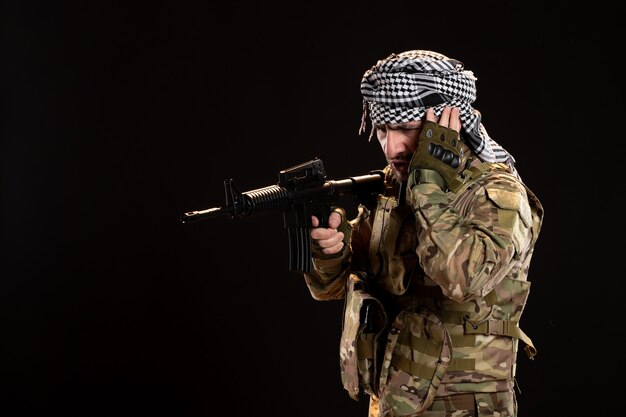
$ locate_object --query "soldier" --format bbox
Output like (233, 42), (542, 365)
(304, 50), (544, 416)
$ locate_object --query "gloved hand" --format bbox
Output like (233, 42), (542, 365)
(407, 110), (470, 192)
(311, 207), (352, 259)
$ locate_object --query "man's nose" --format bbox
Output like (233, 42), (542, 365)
(385, 130), (406, 158)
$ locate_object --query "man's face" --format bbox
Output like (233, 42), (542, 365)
(375, 120), (423, 181)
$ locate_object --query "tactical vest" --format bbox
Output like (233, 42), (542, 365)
(340, 162), (543, 414)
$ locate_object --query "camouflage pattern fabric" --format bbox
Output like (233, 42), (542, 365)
(377, 307), (452, 416)
(340, 274), (388, 399)
(369, 391), (516, 417)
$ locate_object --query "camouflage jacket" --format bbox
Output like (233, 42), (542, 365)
(304, 158), (544, 404)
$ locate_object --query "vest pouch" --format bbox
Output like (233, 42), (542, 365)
(340, 274), (387, 400)
(378, 307), (452, 417)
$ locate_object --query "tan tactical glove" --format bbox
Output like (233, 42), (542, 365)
(407, 121), (470, 192)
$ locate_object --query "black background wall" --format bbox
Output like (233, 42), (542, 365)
(2, 1), (618, 416)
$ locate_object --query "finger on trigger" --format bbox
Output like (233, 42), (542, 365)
(311, 215), (319, 227)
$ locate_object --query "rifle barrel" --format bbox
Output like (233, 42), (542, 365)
(180, 207), (227, 223)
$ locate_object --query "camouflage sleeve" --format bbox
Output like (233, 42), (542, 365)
(303, 249), (351, 301)
(408, 174), (533, 303)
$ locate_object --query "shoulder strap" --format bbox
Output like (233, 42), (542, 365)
(449, 161), (508, 194)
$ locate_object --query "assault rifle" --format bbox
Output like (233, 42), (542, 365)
(180, 158), (385, 273)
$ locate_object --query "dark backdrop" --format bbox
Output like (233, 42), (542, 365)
(2, 1), (618, 416)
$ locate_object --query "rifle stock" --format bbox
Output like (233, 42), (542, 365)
(180, 158), (385, 273)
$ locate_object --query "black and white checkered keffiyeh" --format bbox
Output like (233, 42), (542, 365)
(360, 50), (515, 165)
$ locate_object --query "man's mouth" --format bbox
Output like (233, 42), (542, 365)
(391, 161), (409, 174)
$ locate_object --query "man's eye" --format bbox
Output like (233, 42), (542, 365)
(375, 126), (387, 132)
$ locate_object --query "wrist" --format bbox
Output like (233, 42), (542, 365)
(407, 169), (446, 190)
(312, 248), (350, 280)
